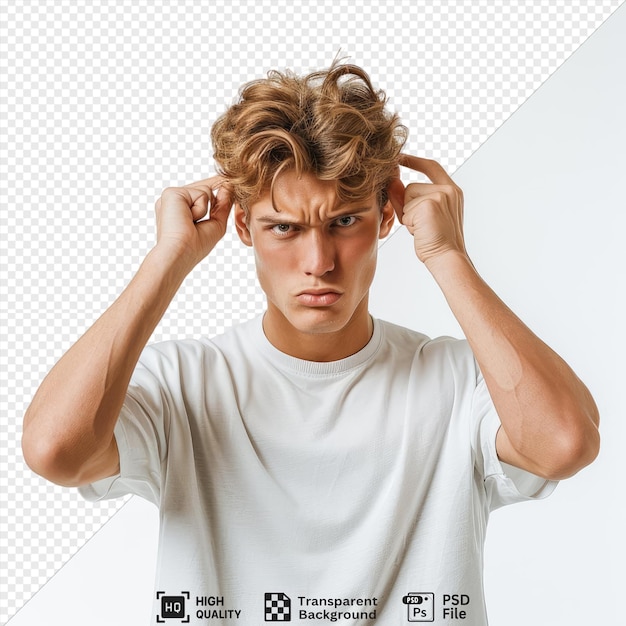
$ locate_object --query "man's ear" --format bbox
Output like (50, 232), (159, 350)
(234, 203), (253, 246)
(379, 200), (395, 239)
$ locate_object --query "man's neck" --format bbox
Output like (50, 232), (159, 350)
(261, 304), (374, 362)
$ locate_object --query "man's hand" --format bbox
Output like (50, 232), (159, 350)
(155, 175), (233, 270)
(387, 154), (467, 266)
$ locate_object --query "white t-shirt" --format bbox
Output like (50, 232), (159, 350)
(80, 315), (556, 625)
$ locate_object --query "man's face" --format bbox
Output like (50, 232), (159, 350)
(235, 169), (395, 359)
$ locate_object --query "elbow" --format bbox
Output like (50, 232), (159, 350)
(541, 422), (601, 481)
(22, 422), (86, 487)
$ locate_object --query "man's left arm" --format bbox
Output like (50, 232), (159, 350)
(388, 155), (600, 481)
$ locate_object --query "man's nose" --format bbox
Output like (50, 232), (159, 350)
(302, 230), (335, 276)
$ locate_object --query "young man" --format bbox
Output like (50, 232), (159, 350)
(22, 63), (599, 625)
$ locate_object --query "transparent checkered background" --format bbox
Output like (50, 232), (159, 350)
(2, 0), (623, 622)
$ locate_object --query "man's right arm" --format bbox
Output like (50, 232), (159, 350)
(21, 177), (233, 487)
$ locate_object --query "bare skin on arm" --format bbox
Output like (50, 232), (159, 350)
(387, 155), (600, 480)
(21, 177), (233, 487)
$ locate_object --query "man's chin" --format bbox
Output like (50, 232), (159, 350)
(264, 295), (370, 338)
(285, 308), (350, 335)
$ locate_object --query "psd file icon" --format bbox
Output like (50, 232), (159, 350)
(403, 592), (434, 622)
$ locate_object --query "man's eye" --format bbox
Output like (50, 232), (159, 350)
(335, 216), (357, 227)
(271, 224), (293, 235)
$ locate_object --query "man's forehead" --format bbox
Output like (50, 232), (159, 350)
(249, 170), (377, 218)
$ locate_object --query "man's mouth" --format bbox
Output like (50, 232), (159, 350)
(295, 289), (343, 307)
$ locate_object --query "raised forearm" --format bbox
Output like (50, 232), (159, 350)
(389, 155), (600, 479)
(22, 246), (190, 485)
(22, 175), (233, 486)
(427, 250), (600, 479)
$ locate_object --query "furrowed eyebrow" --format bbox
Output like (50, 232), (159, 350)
(256, 216), (300, 225)
(255, 206), (374, 225)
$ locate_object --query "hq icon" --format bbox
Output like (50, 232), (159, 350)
(156, 591), (190, 623)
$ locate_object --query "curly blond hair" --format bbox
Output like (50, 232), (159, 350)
(210, 62), (408, 212)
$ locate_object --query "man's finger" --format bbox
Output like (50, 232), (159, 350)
(398, 154), (454, 186)
(403, 182), (455, 198)
(210, 185), (234, 221)
(183, 174), (225, 189)
(183, 175), (234, 221)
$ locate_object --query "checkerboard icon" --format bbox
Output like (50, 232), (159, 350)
(265, 592), (291, 621)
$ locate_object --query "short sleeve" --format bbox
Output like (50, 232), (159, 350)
(472, 371), (558, 512)
(77, 347), (173, 506)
